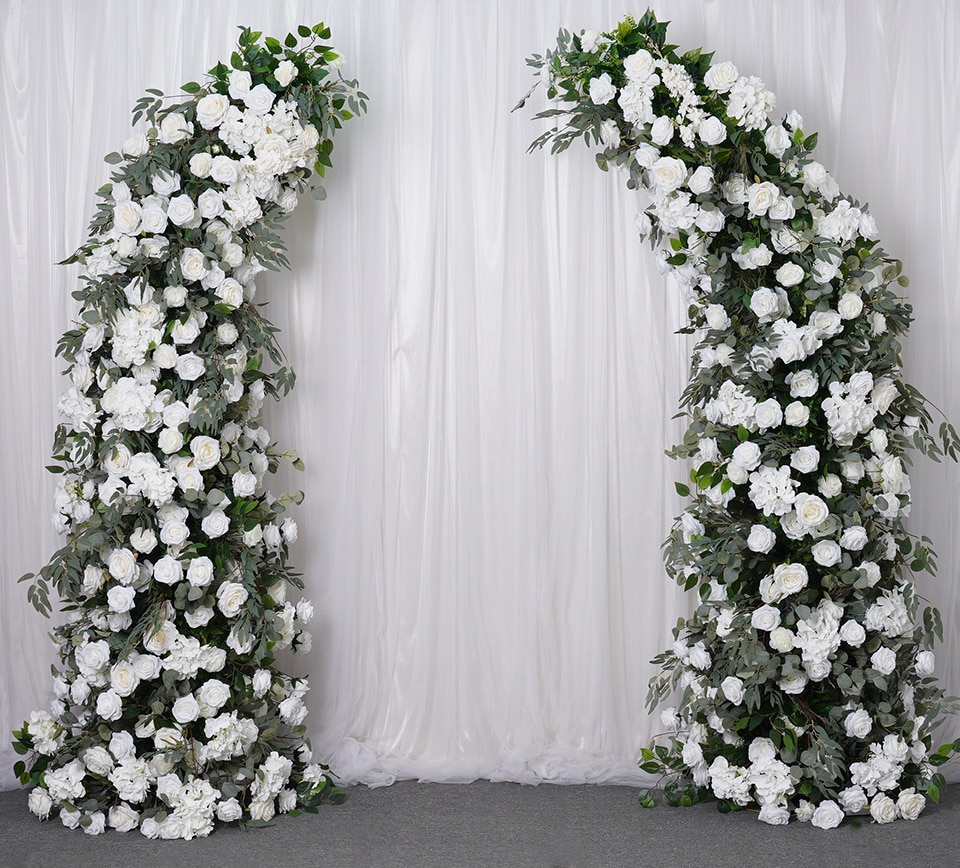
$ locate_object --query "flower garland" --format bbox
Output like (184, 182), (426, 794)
(12, 24), (366, 838)
(520, 12), (960, 828)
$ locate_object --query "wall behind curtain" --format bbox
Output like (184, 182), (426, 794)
(2, 0), (958, 790)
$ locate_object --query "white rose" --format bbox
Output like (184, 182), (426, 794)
(649, 156), (687, 192)
(687, 642), (711, 670)
(732, 442), (762, 471)
(108, 548), (139, 584)
(96, 689), (123, 721)
(232, 470), (257, 497)
(130, 653), (162, 682)
(189, 153), (214, 179)
(172, 694), (201, 724)
(588, 73), (617, 105)
(171, 317), (200, 346)
(818, 474), (843, 498)
(871, 378), (899, 415)
(274, 59), (297, 87)
(228, 69), (252, 100)
(202, 509), (230, 539)
(837, 292), (863, 320)
(749, 287), (780, 320)
(747, 524), (777, 554)
(210, 155), (240, 185)
(217, 322), (239, 345)
(253, 669), (272, 697)
(163, 285), (187, 308)
(720, 676), (745, 705)
(179, 248), (206, 283)
(754, 399), (783, 430)
(695, 209), (725, 233)
(726, 463), (748, 485)
(217, 581), (249, 618)
(216, 798), (243, 823)
(897, 788), (926, 821)
(802, 160), (828, 190)
(778, 671), (807, 694)
(834, 525), (867, 551)
(773, 563), (808, 596)
(243, 83), (276, 115)
(698, 115), (728, 146)
(196, 93), (229, 130)
(185, 606), (214, 628)
(788, 369), (818, 398)
(790, 446), (820, 474)
(704, 61), (739, 93)
(857, 561), (880, 588)
(775, 262), (804, 287)
(839, 786), (868, 814)
(108, 803), (140, 832)
(747, 181), (780, 217)
(767, 196), (796, 222)
(764, 124), (791, 158)
(811, 800), (844, 830)
(197, 679), (231, 711)
(870, 647), (896, 675)
(687, 166), (714, 195)
(759, 575), (782, 603)
(811, 540), (842, 567)
(175, 352), (205, 382)
(769, 627), (795, 652)
(186, 556), (215, 588)
(870, 793), (897, 824)
(152, 555), (183, 586)
(158, 112), (192, 144)
(113, 200), (143, 235)
(901, 415), (920, 437)
(83, 745), (116, 776)
(191, 435), (221, 470)
(153, 344), (178, 371)
(215, 278), (244, 309)
(752, 605), (781, 631)
(166, 194), (197, 228)
(916, 650), (935, 677)
(704, 304), (730, 331)
(839, 620), (866, 647)
(122, 133), (149, 157)
(650, 115), (674, 146)
(107, 585), (137, 613)
(151, 170), (181, 197)
(157, 427), (184, 454)
(722, 174), (748, 204)
(844, 709), (873, 739)
(130, 527), (157, 554)
(196, 189), (223, 222)
(26, 787), (52, 821)
(794, 493), (829, 527)
(109, 660), (140, 697)
(758, 804), (791, 825)
(805, 659), (832, 682)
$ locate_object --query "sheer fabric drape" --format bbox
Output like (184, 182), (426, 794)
(2, 0), (958, 789)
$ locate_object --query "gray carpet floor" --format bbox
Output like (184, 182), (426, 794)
(1, 780), (958, 867)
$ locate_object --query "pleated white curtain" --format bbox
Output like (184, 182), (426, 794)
(2, 0), (959, 790)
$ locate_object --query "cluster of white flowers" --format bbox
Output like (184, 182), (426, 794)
(19, 25), (360, 839)
(531, 14), (951, 828)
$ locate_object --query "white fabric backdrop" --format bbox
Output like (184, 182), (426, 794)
(2, 0), (959, 790)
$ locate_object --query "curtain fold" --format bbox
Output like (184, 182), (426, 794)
(2, 0), (958, 790)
